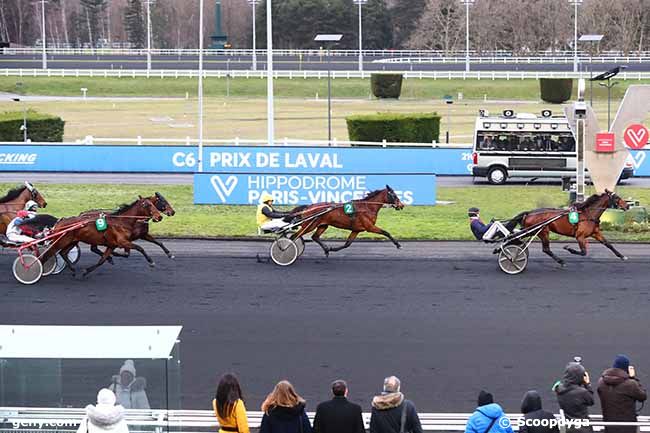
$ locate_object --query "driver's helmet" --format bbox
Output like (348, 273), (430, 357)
(260, 192), (274, 204)
(24, 200), (39, 212)
(468, 207), (480, 218)
(16, 210), (29, 218)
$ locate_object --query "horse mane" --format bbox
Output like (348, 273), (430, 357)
(575, 193), (606, 210)
(0, 186), (27, 203)
(364, 189), (384, 199)
(112, 198), (140, 215)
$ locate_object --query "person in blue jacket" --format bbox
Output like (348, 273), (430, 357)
(465, 391), (514, 433)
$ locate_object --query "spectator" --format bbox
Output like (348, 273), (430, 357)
(259, 380), (312, 433)
(213, 373), (250, 433)
(519, 390), (559, 433)
(109, 360), (150, 409)
(597, 355), (647, 433)
(369, 376), (422, 433)
(465, 390), (513, 433)
(553, 363), (594, 433)
(313, 380), (365, 433)
(77, 389), (129, 433)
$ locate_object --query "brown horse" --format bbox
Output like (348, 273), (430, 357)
(43, 198), (163, 277)
(511, 190), (629, 266)
(288, 185), (404, 256)
(0, 183), (48, 233)
(80, 192), (176, 261)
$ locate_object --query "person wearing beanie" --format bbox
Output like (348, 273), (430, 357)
(598, 355), (647, 433)
(369, 376), (422, 433)
(553, 362), (594, 433)
(465, 390), (513, 433)
(76, 389), (129, 433)
(108, 360), (150, 409)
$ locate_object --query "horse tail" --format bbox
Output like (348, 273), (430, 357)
(506, 211), (528, 230)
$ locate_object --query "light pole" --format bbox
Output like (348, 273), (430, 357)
(146, 0), (154, 71)
(266, 0), (274, 146)
(574, 79), (587, 203)
(569, 0), (583, 73)
(354, 0), (368, 72)
(315, 34), (343, 146)
(12, 98), (27, 142)
(591, 66), (626, 132)
(248, 0), (259, 71)
(39, 0), (47, 69)
(460, 0), (474, 73)
(198, 0), (205, 172)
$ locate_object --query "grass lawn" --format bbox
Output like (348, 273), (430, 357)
(5, 182), (650, 242)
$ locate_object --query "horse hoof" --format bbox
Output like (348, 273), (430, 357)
(563, 245), (571, 251)
(148, 262), (156, 268)
(621, 256), (629, 261)
(168, 254), (176, 260)
(396, 243), (402, 250)
(559, 262), (566, 268)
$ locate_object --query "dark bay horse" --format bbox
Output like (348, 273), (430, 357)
(43, 198), (163, 277)
(0, 183), (48, 233)
(511, 190), (629, 266)
(288, 185), (405, 256)
(80, 192), (176, 260)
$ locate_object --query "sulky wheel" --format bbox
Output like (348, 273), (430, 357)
(293, 237), (305, 257)
(67, 244), (81, 264)
(41, 254), (57, 277)
(270, 238), (299, 267)
(498, 244), (529, 275)
(13, 254), (43, 285)
(52, 253), (67, 275)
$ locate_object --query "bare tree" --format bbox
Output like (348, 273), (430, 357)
(407, 0), (463, 52)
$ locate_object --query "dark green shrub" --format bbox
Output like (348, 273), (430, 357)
(539, 78), (573, 103)
(346, 112), (440, 143)
(0, 110), (65, 142)
(371, 73), (403, 99)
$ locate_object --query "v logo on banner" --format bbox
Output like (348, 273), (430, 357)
(210, 175), (238, 203)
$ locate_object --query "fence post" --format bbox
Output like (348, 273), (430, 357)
(185, 136), (191, 146)
(137, 136), (142, 146)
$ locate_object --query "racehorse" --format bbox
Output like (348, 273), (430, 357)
(80, 192), (176, 261)
(0, 183), (48, 233)
(511, 190), (629, 266)
(42, 197), (163, 277)
(287, 185), (405, 256)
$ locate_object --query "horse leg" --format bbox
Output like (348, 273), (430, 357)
(329, 232), (359, 252)
(83, 247), (114, 277)
(91, 245), (115, 265)
(365, 225), (401, 249)
(57, 244), (78, 276)
(142, 234), (174, 259)
(110, 248), (130, 258)
(563, 236), (588, 256)
(311, 225), (331, 256)
(128, 243), (156, 267)
(593, 230), (628, 261)
(539, 229), (565, 266)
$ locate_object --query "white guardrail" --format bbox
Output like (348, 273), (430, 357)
(2, 408), (650, 432)
(5, 47), (650, 60)
(4, 69), (650, 80)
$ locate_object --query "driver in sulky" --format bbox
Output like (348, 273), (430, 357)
(256, 193), (294, 232)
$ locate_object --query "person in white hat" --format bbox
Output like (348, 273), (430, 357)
(108, 360), (150, 409)
(256, 193), (294, 232)
(76, 388), (129, 433)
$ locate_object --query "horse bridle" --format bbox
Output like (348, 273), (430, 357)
(386, 188), (401, 209)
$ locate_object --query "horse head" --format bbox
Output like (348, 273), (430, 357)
(25, 182), (47, 209)
(142, 198), (163, 222)
(605, 189), (629, 211)
(385, 185), (404, 210)
(154, 192), (176, 217)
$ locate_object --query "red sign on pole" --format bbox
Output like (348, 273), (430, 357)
(596, 132), (615, 153)
(623, 124), (649, 150)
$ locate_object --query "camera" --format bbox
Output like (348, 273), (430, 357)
(573, 356), (583, 364)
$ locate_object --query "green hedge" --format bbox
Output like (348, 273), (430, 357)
(371, 73), (403, 99)
(346, 112), (440, 143)
(539, 78), (573, 104)
(0, 110), (65, 142)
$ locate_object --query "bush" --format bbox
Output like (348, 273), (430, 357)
(539, 78), (573, 104)
(0, 110), (65, 142)
(371, 73), (403, 99)
(346, 112), (440, 143)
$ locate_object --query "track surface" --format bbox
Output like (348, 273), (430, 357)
(2, 240), (649, 413)
(2, 54), (648, 72)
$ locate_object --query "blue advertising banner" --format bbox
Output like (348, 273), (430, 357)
(0, 144), (472, 175)
(629, 150), (650, 176)
(193, 173), (437, 205)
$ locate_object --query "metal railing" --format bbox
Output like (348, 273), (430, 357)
(3, 68), (650, 80)
(2, 407), (650, 432)
(5, 47), (650, 59)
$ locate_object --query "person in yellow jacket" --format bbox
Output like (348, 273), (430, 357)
(256, 192), (293, 232)
(213, 374), (250, 433)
